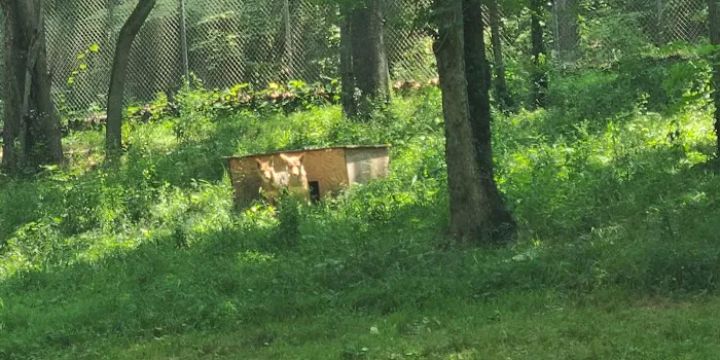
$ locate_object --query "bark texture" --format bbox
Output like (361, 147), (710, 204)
(340, 0), (390, 119)
(434, 0), (492, 243)
(339, 8), (357, 117)
(106, 0), (156, 155)
(530, 0), (548, 108)
(1, 0), (64, 172)
(710, 0), (720, 156)
(463, 0), (515, 242)
(488, 0), (512, 110)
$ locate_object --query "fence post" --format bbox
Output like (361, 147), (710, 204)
(179, 0), (190, 84)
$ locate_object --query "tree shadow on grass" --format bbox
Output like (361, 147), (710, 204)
(0, 188), (455, 359)
(0, 114), (256, 244)
(2, 107), (720, 358)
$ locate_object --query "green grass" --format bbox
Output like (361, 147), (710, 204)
(1, 81), (720, 358)
(89, 292), (720, 359)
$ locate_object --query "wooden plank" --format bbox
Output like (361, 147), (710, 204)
(345, 147), (390, 185)
(227, 145), (391, 207)
(304, 148), (349, 198)
(224, 145), (389, 160)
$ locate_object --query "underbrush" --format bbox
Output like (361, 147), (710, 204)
(1, 79), (720, 357)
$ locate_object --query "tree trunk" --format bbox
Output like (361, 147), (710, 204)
(1, 3), (22, 171)
(106, 0), (156, 156)
(463, 0), (516, 242)
(656, 0), (665, 45)
(553, 0), (579, 64)
(348, 0), (390, 118)
(487, 0), (512, 110)
(530, 0), (548, 109)
(280, 0), (294, 82)
(710, 0), (720, 156)
(339, 7), (357, 117)
(434, 0), (492, 244)
(1, 0), (64, 172)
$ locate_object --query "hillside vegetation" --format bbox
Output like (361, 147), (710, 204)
(1, 72), (720, 358)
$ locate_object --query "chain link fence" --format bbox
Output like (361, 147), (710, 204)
(635, 0), (707, 44)
(43, 0), (436, 111)
(1, 0), (708, 112)
(547, 0), (708, 64)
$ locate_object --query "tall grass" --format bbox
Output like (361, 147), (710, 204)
(1, 71), (719, 357)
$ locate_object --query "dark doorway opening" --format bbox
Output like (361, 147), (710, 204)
(309, 181), (320, 202)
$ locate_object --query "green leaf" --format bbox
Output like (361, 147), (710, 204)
(88, 43), (101, 53)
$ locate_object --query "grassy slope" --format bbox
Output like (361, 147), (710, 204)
(1, 87), (720, 359)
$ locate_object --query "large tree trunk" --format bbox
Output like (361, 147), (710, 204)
(339, 7), (357, 117)
(710, 0), (720, 156)
(347, 0), (390, 118)
(530, 0), (548, 109)
(463, 0), (515, 242)
(553, 0), (579, 64)
(1, 0), (64, 172)
(488, 0), (512, 110)
(106, 0), (156, 156)
(434, 0), (493, 244)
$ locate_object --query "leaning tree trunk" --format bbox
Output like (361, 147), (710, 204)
(488, 0), (512, 110)
(530, 0), (548, 109)
(339, 6), (357, 117)
(1, 0), (64, 172)
(463, 0), (516, 242)
(710, 0), (720, 156)
(106, 0), (156, 156)
(349, 0), (390, 118)
(553, 0), (580, 64)
(434, 0), (493, 244)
